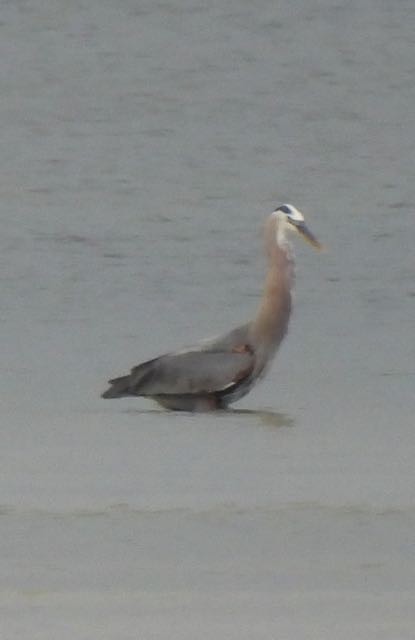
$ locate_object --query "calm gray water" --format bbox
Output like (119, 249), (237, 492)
(1, 1), (415, 638)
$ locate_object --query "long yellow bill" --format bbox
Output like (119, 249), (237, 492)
(296, 221), (324, 251)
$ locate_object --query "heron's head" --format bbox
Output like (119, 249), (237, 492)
(273, 204), (322, 250)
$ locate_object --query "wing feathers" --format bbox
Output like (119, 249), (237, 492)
(104, 349), (254, 398)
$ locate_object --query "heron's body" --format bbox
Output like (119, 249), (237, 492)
(102, 205), (321, 411)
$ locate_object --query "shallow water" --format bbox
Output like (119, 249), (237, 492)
(1, 0), (415, 638)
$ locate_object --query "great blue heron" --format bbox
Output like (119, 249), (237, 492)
(102, 204), (322, 411)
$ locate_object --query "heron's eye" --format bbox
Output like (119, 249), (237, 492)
(279, 205), (292, 215)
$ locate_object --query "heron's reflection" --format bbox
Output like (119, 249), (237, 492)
(122, 407), (294, 428)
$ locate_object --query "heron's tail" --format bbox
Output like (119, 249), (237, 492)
(101, 375), (131, 399)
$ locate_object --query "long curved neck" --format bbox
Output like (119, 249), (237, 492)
(251, 216), (294, 348)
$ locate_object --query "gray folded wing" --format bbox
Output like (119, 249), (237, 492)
(126, 349), (254, 396)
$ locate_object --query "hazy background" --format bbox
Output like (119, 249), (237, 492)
(1, 1), (414, 638)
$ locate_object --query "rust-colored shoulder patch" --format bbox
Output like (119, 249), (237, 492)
(231, 343), (254, 355)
